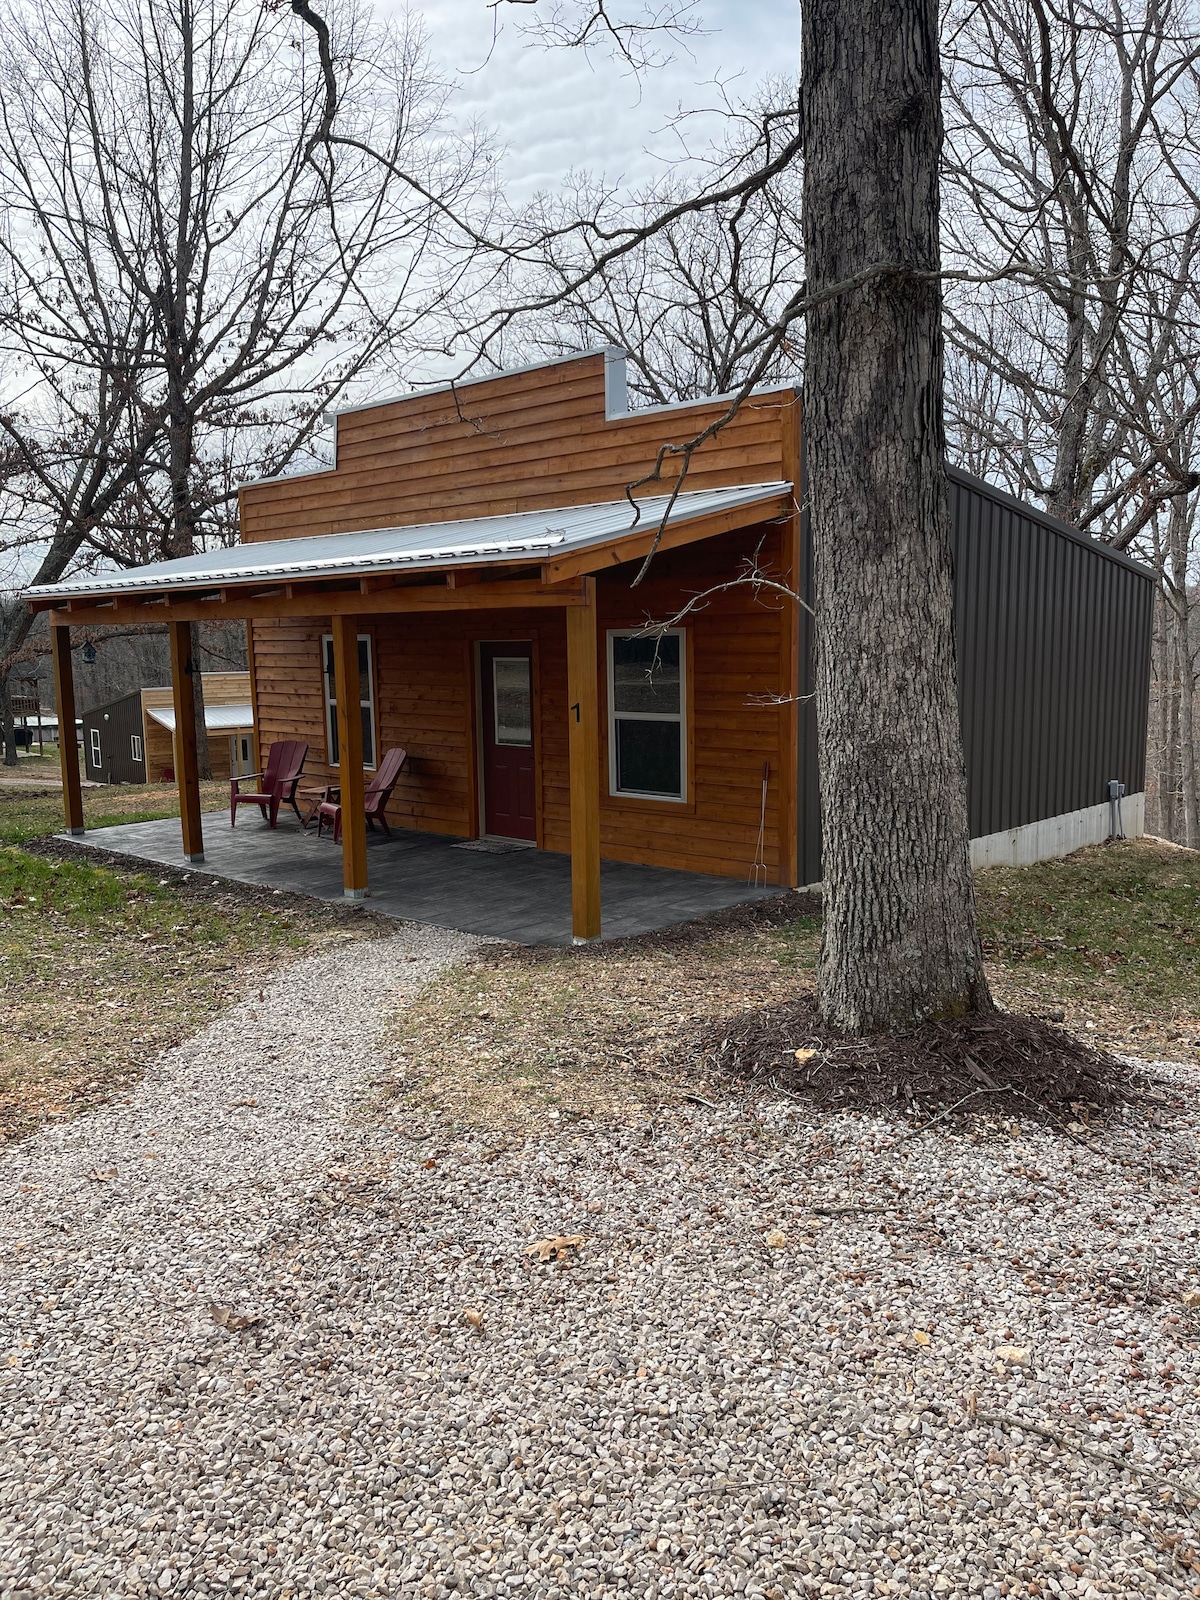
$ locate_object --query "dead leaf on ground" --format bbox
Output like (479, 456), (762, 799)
(525, 1234), (585, 1263)
(912, 1329), (932, 1347)
(1182, 1289), (1200, 1309)
(210, 1304), (264, 1333)
(793, 1048), (818, 1064)
(87, 1166), (118, 1183)
(764, 1229), (788, 1249)
(462, 1307), (485, 1332)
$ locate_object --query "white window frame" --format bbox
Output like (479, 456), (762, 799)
(322, 633), (376, 770)
(130, 733), (143, 764)
(89, 727), (102, 768)
(606, 628), (687, 802)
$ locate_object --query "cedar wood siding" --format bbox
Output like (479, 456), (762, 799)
(251, 521), (792, 882)
(243, 352), (798, 882)
(239, 354), (794, 540)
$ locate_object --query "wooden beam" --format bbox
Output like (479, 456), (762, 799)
(331, 614), (369, 898)
(565, 577), (601, 941)
(542, 495), (792, 584)
(168, 621), (205, 863)
(44, 575), (587, 630)
(50, 624), (84, 836)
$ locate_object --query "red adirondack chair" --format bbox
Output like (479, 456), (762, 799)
(230, 739), (308, 828)
(316, 746), (408, 844)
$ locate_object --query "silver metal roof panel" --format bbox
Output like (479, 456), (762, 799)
(144, 703), (255, 733)
(29, 483), (792, 600)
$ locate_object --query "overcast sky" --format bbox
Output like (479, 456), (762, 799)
(393, 0), (799, 198)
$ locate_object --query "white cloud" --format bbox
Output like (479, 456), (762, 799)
(389, 0), (798, 196)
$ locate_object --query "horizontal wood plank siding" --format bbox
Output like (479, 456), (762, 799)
(247, 522), (791, 881)
(241, 355), (795, 543)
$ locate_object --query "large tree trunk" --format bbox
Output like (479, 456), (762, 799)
(801, 0), (992, 1032)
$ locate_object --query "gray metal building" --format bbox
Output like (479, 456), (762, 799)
(81, 692), (148, 785)
(795, 465), (1156, 886)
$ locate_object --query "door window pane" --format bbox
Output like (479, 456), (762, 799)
(493, 657), (532, 746)
(612, 634), (680, 714)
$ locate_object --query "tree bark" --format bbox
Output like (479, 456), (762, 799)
(801, 0), (992, 1032)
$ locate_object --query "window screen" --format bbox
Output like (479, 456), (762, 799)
(608, 631), (685, 800)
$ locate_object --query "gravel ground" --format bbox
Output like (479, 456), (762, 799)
(2, 938), (1200, 1600)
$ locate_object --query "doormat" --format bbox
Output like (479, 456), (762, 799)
(452, 839), (535, 855)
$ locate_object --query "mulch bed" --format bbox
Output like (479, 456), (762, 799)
(694, 996), (1142, 1123)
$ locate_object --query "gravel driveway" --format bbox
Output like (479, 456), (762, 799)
(2, 934), (1199, 1600)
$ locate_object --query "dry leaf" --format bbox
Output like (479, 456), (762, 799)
(525, 1234), (585, 1263)
(231, 1098), (258, 1108)
(210, 1305), (264, 1333)
(793, 1048), (818, 1064)
(422, 1158), (437, 1171)
(86, 1166), (118, 1183)
(1182, 1289), (1200, 1309)
(462, 1308), (485, 1332)
(912, 1330), (932, 1347)
(764, 1229), (788, 1249)
(995, 1344), (1031, 1367)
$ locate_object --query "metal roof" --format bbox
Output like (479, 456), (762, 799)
(145, 703), (255, 734)
(27, 483), (791, 600)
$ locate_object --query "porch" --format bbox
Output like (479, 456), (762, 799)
(67, 810), (778, 945)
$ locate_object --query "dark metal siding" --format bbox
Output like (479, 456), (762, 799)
(81, 692), (147, 785)
(795, 465), (1154, 883)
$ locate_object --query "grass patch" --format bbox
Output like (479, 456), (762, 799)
(976, 836), (1200, 1059)
(385, 839), (1199, 1129)
(0, 843), (381, 1145)
(385, 904), (816, 1132)
(0, 773), (229, 846)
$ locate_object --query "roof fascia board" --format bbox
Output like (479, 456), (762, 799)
(542, 491), (793, 583)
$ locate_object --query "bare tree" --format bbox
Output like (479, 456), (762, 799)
(500, 94), (803, 403)
(941, 0), (1200, 533)
(0, 0), (490, 770)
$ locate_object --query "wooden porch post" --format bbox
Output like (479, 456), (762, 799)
(331, 613), (369, 898)
(50, 624), (84, 836)
(168, 620), (205, 863)
(565, 576), (601, 941)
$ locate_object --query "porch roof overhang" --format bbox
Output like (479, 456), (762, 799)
(27, 482), (792, 627)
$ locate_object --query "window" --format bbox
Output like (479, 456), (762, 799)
(607, 629), (686, 800)
(492, 656), (532, 746)
(130, 734), (143, 763)
(89, 727), (102, 768)
(322, 634), (376, 768)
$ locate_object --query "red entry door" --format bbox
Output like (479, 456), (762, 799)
(481, 643), (536, 840)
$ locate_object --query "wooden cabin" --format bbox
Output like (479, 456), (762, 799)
(81, 674), (254, 785)
(30, 350), (1154, 940)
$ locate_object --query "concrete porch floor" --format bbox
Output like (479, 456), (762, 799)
(67, 811), (779, 944)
